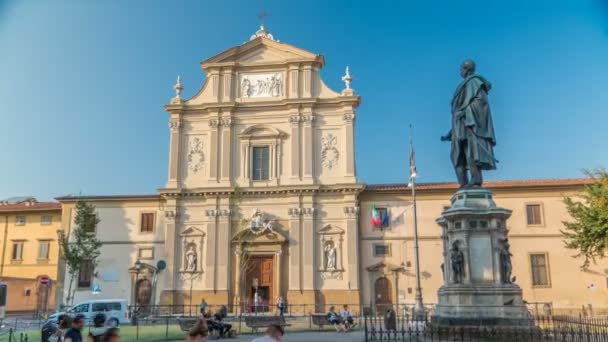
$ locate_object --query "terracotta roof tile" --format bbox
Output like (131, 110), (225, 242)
(0, 201), (61, 212)
(364, 178), (592, 192)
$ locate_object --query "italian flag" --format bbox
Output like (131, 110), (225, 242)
(371, 205), (381, 227)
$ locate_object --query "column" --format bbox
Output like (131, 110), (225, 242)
(302, 111), (314, 182)
(217, 207), (231, 292)
(208, 118), (219, 182)
(220, 117), (233, 184)
(343, 112), (356, 178)
(287, 208), (302, 291)
(289, 114), (300, 180)
(204, 209), (218, 289)
(166, 119), (182, 188)
(162, 201), (179, 303)
(344, 205), (360, 290)
(301, 206), (315, 290)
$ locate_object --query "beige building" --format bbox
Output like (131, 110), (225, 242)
(56, 26), (607, 315)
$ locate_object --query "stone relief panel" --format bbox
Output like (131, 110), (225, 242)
(240, 73), (284, 98)
(187, 136), (205, 173)
(321, 133), (340, 170)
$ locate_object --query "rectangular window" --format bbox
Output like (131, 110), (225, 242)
(252, 146), (270, 180)
(138, 247), (154, 260)
(38, 241), (50, 260)
(11, 242), (24, 260)
(373, 244), (391, 257)
(526, 204), (542, 225)
(530, 253), (550, 287)
(140, 213), (155, 233)
(15, 216), (26, 226)
(41, 215), (53, 225)
(78, 259), (94, 288)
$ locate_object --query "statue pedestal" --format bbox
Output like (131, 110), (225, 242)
(432, 188), (532, 326)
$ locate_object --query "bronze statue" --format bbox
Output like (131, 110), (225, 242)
(451, 241), (465, 284)
(499, 238), (513, 284)
(441, 59), (497, 188)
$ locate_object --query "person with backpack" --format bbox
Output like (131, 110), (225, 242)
(86, 313), (108, 342)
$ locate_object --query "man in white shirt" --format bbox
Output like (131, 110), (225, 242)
(251, 324), (284, 342)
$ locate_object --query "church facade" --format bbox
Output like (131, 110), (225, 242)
(56, 27), (608, 314)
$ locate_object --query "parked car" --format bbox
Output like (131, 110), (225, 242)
(49, 299), (130, 327)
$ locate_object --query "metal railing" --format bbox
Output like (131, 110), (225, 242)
(364, 314), (608, 341)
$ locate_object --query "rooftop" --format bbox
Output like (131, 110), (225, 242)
(0, 198), (61, 212)
(364, 178), (592, 192)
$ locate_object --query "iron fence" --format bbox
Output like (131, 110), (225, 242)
(364, 315), (608, 341)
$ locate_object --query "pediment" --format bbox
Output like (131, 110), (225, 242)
(201, 38), (324, 69)
(180, 226), (205, 237)
(232, 228), (287, 244)
(239, 125), (286, 139)
(318, 224), (344, 235)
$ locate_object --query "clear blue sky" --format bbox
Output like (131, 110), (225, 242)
(1, 0), (607, 201)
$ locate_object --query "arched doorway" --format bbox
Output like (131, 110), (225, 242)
(375, 276), (393, 313)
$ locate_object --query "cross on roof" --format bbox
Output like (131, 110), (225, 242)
(258, 11), (268, 23)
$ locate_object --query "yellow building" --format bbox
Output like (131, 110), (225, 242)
(0, 197), (61, 312)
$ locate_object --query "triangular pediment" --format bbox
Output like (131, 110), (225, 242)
(180, 226), (205, 237)
(201, 37), (324, 69)
(318, 224), (345, 235)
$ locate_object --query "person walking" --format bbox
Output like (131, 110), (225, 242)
(199, 298), (207, 316)
(276, 296), (285, 316)
(64, 314), (85, 342)
(42, 314), (70, 342)
(251, 324), (284, 342)
(86, 313), (108, 342)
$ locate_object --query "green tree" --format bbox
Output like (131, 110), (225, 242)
(58, 201), (102, 305)
(562, 169), (608, 269)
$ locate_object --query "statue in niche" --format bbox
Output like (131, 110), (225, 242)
(451, 241), (465, 284)
(185, 244), (198, 272)
(499, 238), (513, 284)
(324, 241), (337, 270)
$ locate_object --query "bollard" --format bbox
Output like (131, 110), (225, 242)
(165, 316), (169, 338)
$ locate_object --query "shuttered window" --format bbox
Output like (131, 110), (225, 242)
(38, 241), (50, 260)
(252, 146), (270, 180)
(78, 259), (94, 288)
(141, 213), (154, 233)
(530, 253), (550, 286)
(12, 242), (24, 260)
(526, 204), (542, 225)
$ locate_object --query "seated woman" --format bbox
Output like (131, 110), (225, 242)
(327, 306), (344, 331)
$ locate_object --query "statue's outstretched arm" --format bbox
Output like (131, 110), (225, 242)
(441, 129), (452, 141)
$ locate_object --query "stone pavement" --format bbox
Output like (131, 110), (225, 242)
(171, 330), (365, 341)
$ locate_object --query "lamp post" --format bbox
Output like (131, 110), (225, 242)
(134, 259), (142, 321)
(408, 127), (425, 320)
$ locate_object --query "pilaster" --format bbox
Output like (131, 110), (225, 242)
(204, 208), (219, 290)
(301, 204), (315, 290)
(289, 113), (301, 180)
(220, 116), (233, 185)
(216, 205), (231, 292)
(287, 207), (302, 292)
(344, 205), (360, 290)
(302, 110), (315, 182)
(208, 116), (220, 182)
(343, 111), (356, 178)
(166, 118), (182, 188)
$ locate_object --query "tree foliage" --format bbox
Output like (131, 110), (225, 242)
(58, 201), (102, 304)
(562, 169), (608, 269)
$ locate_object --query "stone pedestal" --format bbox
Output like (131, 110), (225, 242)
(432, 188), (532, 326)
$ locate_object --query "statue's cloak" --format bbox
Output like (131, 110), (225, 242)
(450, 74), (497, 170)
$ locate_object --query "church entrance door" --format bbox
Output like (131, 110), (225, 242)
(246, 256), (274, 312)
(375, 276), (393, 313)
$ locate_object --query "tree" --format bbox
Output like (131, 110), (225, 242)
(562, 169), (608, 269)
(58, 201), (102, 305)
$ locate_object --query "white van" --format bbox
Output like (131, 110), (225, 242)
(49, 299), (130, 327)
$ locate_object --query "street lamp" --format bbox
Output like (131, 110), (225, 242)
(408, 127), (425, 320)
(133, 259), (142, 321)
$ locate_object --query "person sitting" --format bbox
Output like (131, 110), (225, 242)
(86, 313), (108, 342)
(212, 305), (232, 337)
(340, 305), (355, 331)
(327, 306), (343, 331)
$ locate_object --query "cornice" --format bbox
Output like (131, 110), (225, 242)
(158, 183), (365, 198)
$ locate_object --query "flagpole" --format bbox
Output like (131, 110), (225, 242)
(409, 125), (425, 319)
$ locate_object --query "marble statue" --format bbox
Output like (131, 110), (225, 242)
(499, 238), (513, 284)
(441, 59), (497, 188)
(185, 244), (197, 272)
(325, 243), (337, 270)
(451, 241), (465, 284)
(341, 66), (353, 90)
(250, 209), (264, 229)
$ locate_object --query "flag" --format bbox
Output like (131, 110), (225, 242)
(381, 208), (389, 227)
(371, 205), (381, 227)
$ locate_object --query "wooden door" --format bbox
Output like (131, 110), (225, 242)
(375, 276), (393, 313)
(260, 257), (273, 304)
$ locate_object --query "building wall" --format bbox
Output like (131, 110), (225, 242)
(359, 185), (608, 313)
(57, 199), (165, 307)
